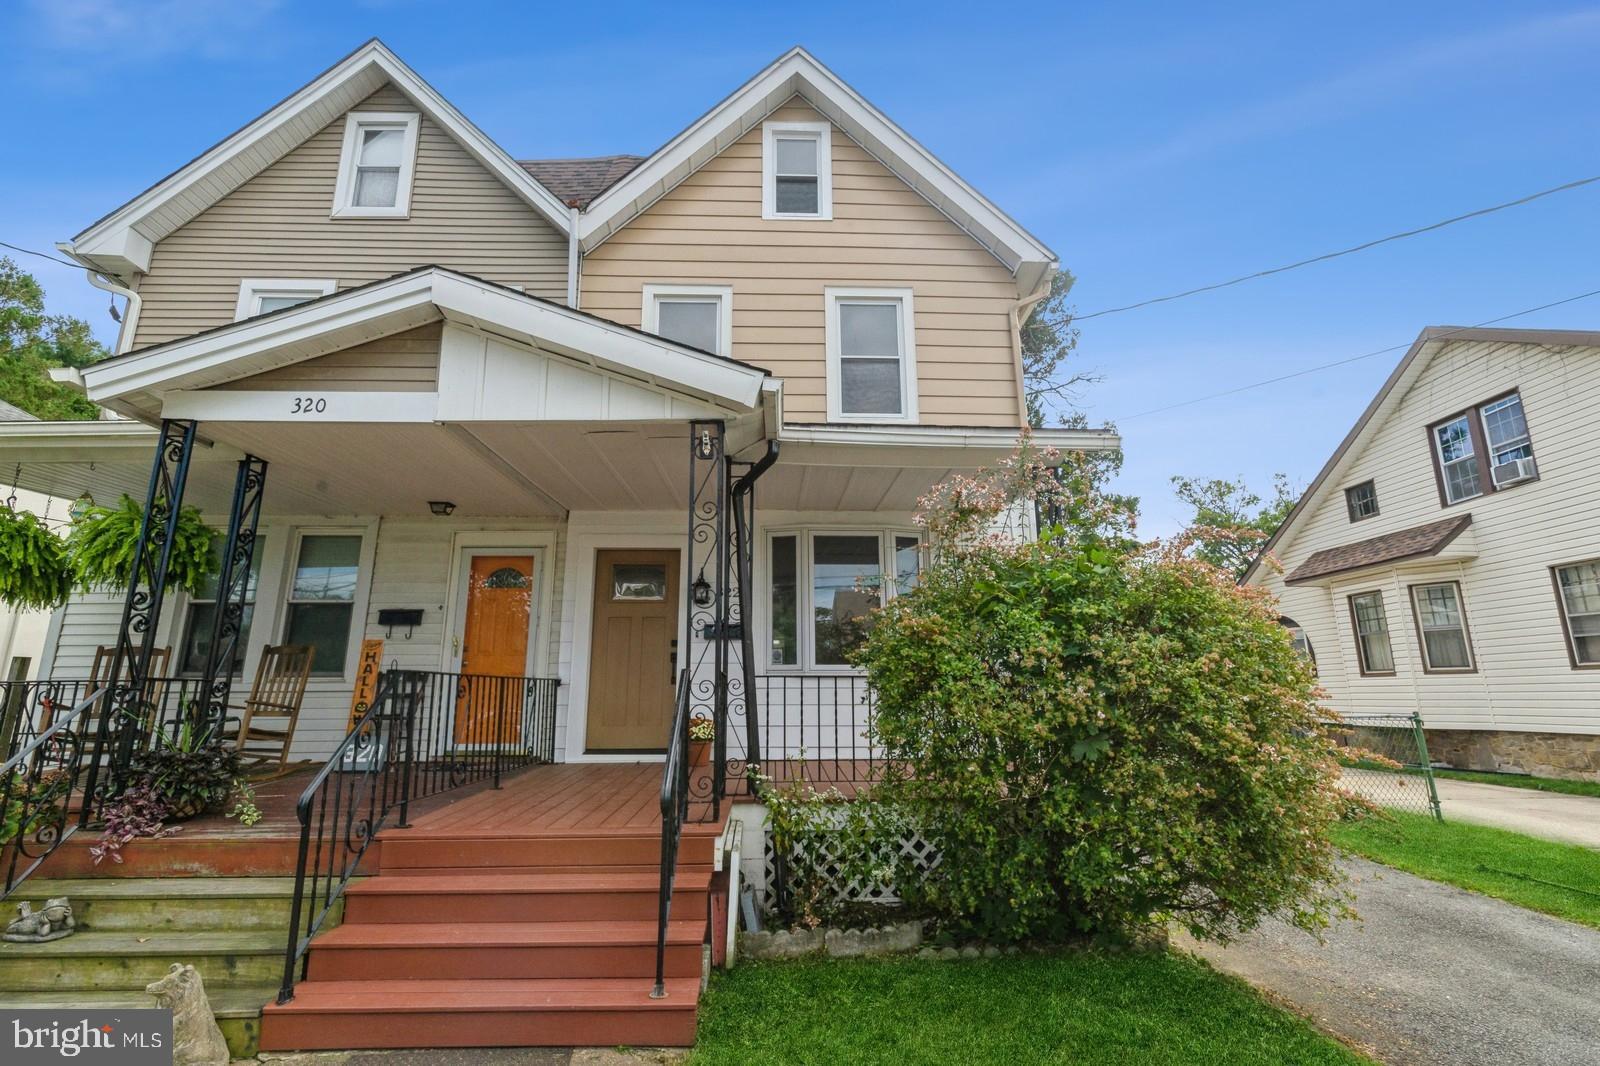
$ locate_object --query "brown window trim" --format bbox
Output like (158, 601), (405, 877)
(1407, 580), (1478, 674)
(1426, 389), (1538, 508)
(1346, 590), (1396, 677)
(1344, 480), (1379, 523)
(1549, 561), (1600, 671)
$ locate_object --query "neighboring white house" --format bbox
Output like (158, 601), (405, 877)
(1247, 326), (1600, 781)
(0, 400), (56, 684)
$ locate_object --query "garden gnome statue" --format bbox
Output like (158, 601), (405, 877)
(3, 897), (75, 942)
(146, 964), (230, 1066)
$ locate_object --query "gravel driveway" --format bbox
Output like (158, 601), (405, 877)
(1181, 857), (1600, 1066)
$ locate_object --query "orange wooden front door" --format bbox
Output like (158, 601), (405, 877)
(585, 549), (679, 752)
(454, 554), (535, 745)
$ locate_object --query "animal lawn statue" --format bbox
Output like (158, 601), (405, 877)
(3, 897), (75, 942)
(146, 963), (230, 1066)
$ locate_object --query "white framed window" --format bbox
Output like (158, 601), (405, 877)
(331, 112), (421, 218)
(1409, 581), (1475, 672)
(1553, 560), (1600, 668)
(282, 532), (365, 676)
(178, 537), (265, 676)
(825, 287), (918, 423)
(234, 279), (337, 321)
(765, 528), (923, 672)
(641, 284), (733, 356)
(762, 121), (832, 220)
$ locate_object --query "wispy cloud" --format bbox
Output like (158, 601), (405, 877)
(25, 0), (285, 62)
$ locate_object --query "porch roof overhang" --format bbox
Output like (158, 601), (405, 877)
(1283, 514), (1477, 587)
(80, 267), (770, 424)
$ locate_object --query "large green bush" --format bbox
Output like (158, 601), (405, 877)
(857, 448), (1347, 944)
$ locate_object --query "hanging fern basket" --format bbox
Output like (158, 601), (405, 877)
(0, 508), (73, 611)
(67, 494), (218, 596)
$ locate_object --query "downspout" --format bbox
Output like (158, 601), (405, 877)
(566, 205), (581, 309)
(1010, 273), (1053, 427)
(55, 242), (141, 355)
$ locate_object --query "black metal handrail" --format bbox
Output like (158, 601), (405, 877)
(0, 688), (109, 897)
(651, 669), (692, 999)
(276, 668), (560, 1004)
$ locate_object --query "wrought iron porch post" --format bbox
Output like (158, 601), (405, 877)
(197, 455), (267, 736)
(685, 420), (726, 816)
(84, 419), (199, 815)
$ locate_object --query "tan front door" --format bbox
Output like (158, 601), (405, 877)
(585, 549), (679, 752)
(454, 554), (535, 745)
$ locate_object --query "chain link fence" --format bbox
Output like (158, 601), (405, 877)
(1321, 712), (1444, 821)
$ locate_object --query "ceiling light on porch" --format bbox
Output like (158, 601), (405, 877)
(428, 500), (456, 516)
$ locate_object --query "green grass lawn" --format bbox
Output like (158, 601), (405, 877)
(691, 952), (1371, 1065)
(1331, 810), (1600, 928)
(1428, 767), (1600, 799)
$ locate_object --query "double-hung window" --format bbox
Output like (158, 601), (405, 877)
(1344, 480), (1378, 522)
(826, 288), (917, 423)
(179, 540), (264, 676)
(1430, 391), (1537, 504)
(283, 534), (362, 675)
(234, 279), (337, 320)
(767, 530), (923, 670)
(1479, 394), (1535, 486)
(1553, 560), (1600, 667)
(1432, 415), (1482, 504)
(762, 121), (831, 219)
(1347, 591), (1395, 676)
(642, 284), (732, 356)
(1409, 582), (1474, 672)
(332, 112), (420, 218)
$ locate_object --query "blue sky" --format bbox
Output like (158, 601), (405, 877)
(4, 1), (1599, 533)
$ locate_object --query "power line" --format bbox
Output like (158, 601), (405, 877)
(0, 241), (84, 272)
(1075, 174), (1600, 321)
(1112, 286), (1600, 422)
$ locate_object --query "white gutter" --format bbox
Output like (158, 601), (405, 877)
(566, 205), (581, 309)
(56, 242), (141, 355)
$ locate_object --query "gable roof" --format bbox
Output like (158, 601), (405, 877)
(0, 399), (37, 422)
(574, 47), (1059, 296)
(1244, 325), (1600, 583)
(68, 39), (572, 280)
(521, 156), (646, 209)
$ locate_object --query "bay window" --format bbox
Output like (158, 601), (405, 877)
(766, 529), (922, 670)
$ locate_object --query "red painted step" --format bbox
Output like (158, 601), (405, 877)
(305, 920), (706, 982)
(374, 829), (720, 873)
(343, 870), (712, 924)
(259, 977), (700, 1051)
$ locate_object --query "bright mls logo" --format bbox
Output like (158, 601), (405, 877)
(3, 1010), (171, 1065)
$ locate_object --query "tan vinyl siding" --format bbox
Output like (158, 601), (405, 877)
(1259, 339), (1600, 734)
(132, 85), (567, 347)
(214, 322), (440, 392)
(581, 100), (1026, 427)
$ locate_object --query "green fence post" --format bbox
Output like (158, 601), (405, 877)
(1410, 713), (1443, 822)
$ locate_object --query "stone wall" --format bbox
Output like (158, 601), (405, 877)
(1425, 729), (1600, 782)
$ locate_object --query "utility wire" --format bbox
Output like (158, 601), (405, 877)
(1076, 174), (1600, 321)
(0, 240), (84, 272)
(1113, 286), (1600, 422)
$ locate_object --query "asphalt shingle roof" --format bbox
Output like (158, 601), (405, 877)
(519, 155), (645, 209)
(1285, 514), (1473, 585)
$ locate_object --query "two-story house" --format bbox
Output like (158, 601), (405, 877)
(0, 41), (1115, 1050)
(1248, 326), (1600, 782)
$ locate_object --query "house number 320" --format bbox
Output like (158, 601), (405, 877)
(291, 397), (328, 414)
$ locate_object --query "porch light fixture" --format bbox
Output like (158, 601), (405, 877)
(691, 569), (714, 608)
(428, 500), (456, 516)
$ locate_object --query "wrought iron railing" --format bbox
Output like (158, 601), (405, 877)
(276, 668), (559, 1004)
(0, 688), (109, 896)
(746, 674), (886, 792)
(651, 669), (692, 999)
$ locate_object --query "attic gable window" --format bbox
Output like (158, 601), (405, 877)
(234, 279), (337, 320)
(332, 112), (420, 218)
(762, 121), (832, 220)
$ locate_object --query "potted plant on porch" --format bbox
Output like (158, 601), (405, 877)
(687, 715), (715, 768)
(65, 494), (217, 595)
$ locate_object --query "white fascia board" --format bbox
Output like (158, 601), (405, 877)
(69, 40), (570, 277)
(577, 48), (1056, 280)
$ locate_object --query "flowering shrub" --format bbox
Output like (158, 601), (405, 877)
(857, 445), (1349, 944)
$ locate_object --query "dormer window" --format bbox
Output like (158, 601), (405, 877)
(332, 112), (420, 218)
(762, 122), (832, 220)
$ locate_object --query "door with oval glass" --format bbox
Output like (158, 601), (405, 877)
(454, 554), (536, 745)
(586, 549), (679, 752)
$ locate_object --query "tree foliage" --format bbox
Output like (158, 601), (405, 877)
(1170, 473), (1298, 578)
(857, 448), (1348, 944)
(0, 257), (107, 420)
(1020, 270), (1098, 429)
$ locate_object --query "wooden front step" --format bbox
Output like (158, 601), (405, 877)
(343, 870), (711, 924)
(260, 978), (700, 1050)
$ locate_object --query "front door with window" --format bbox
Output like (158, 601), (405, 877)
(585, 549), (679, 753)
(454, 554), (536, 745)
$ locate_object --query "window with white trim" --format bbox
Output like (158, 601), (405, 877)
(234, 279), (337, 321)
(283, 534), (362, 675)
(1553, 560), (1600, 667)
(331, 112), (420, 218)
(179, 538), (264, 676)
(762, 121), (831, 219)
(767, 529), (922, 670)
(641, 284), (733, 356)
(1410, 582), (1474, 671)
(826, 288), (917, 423)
